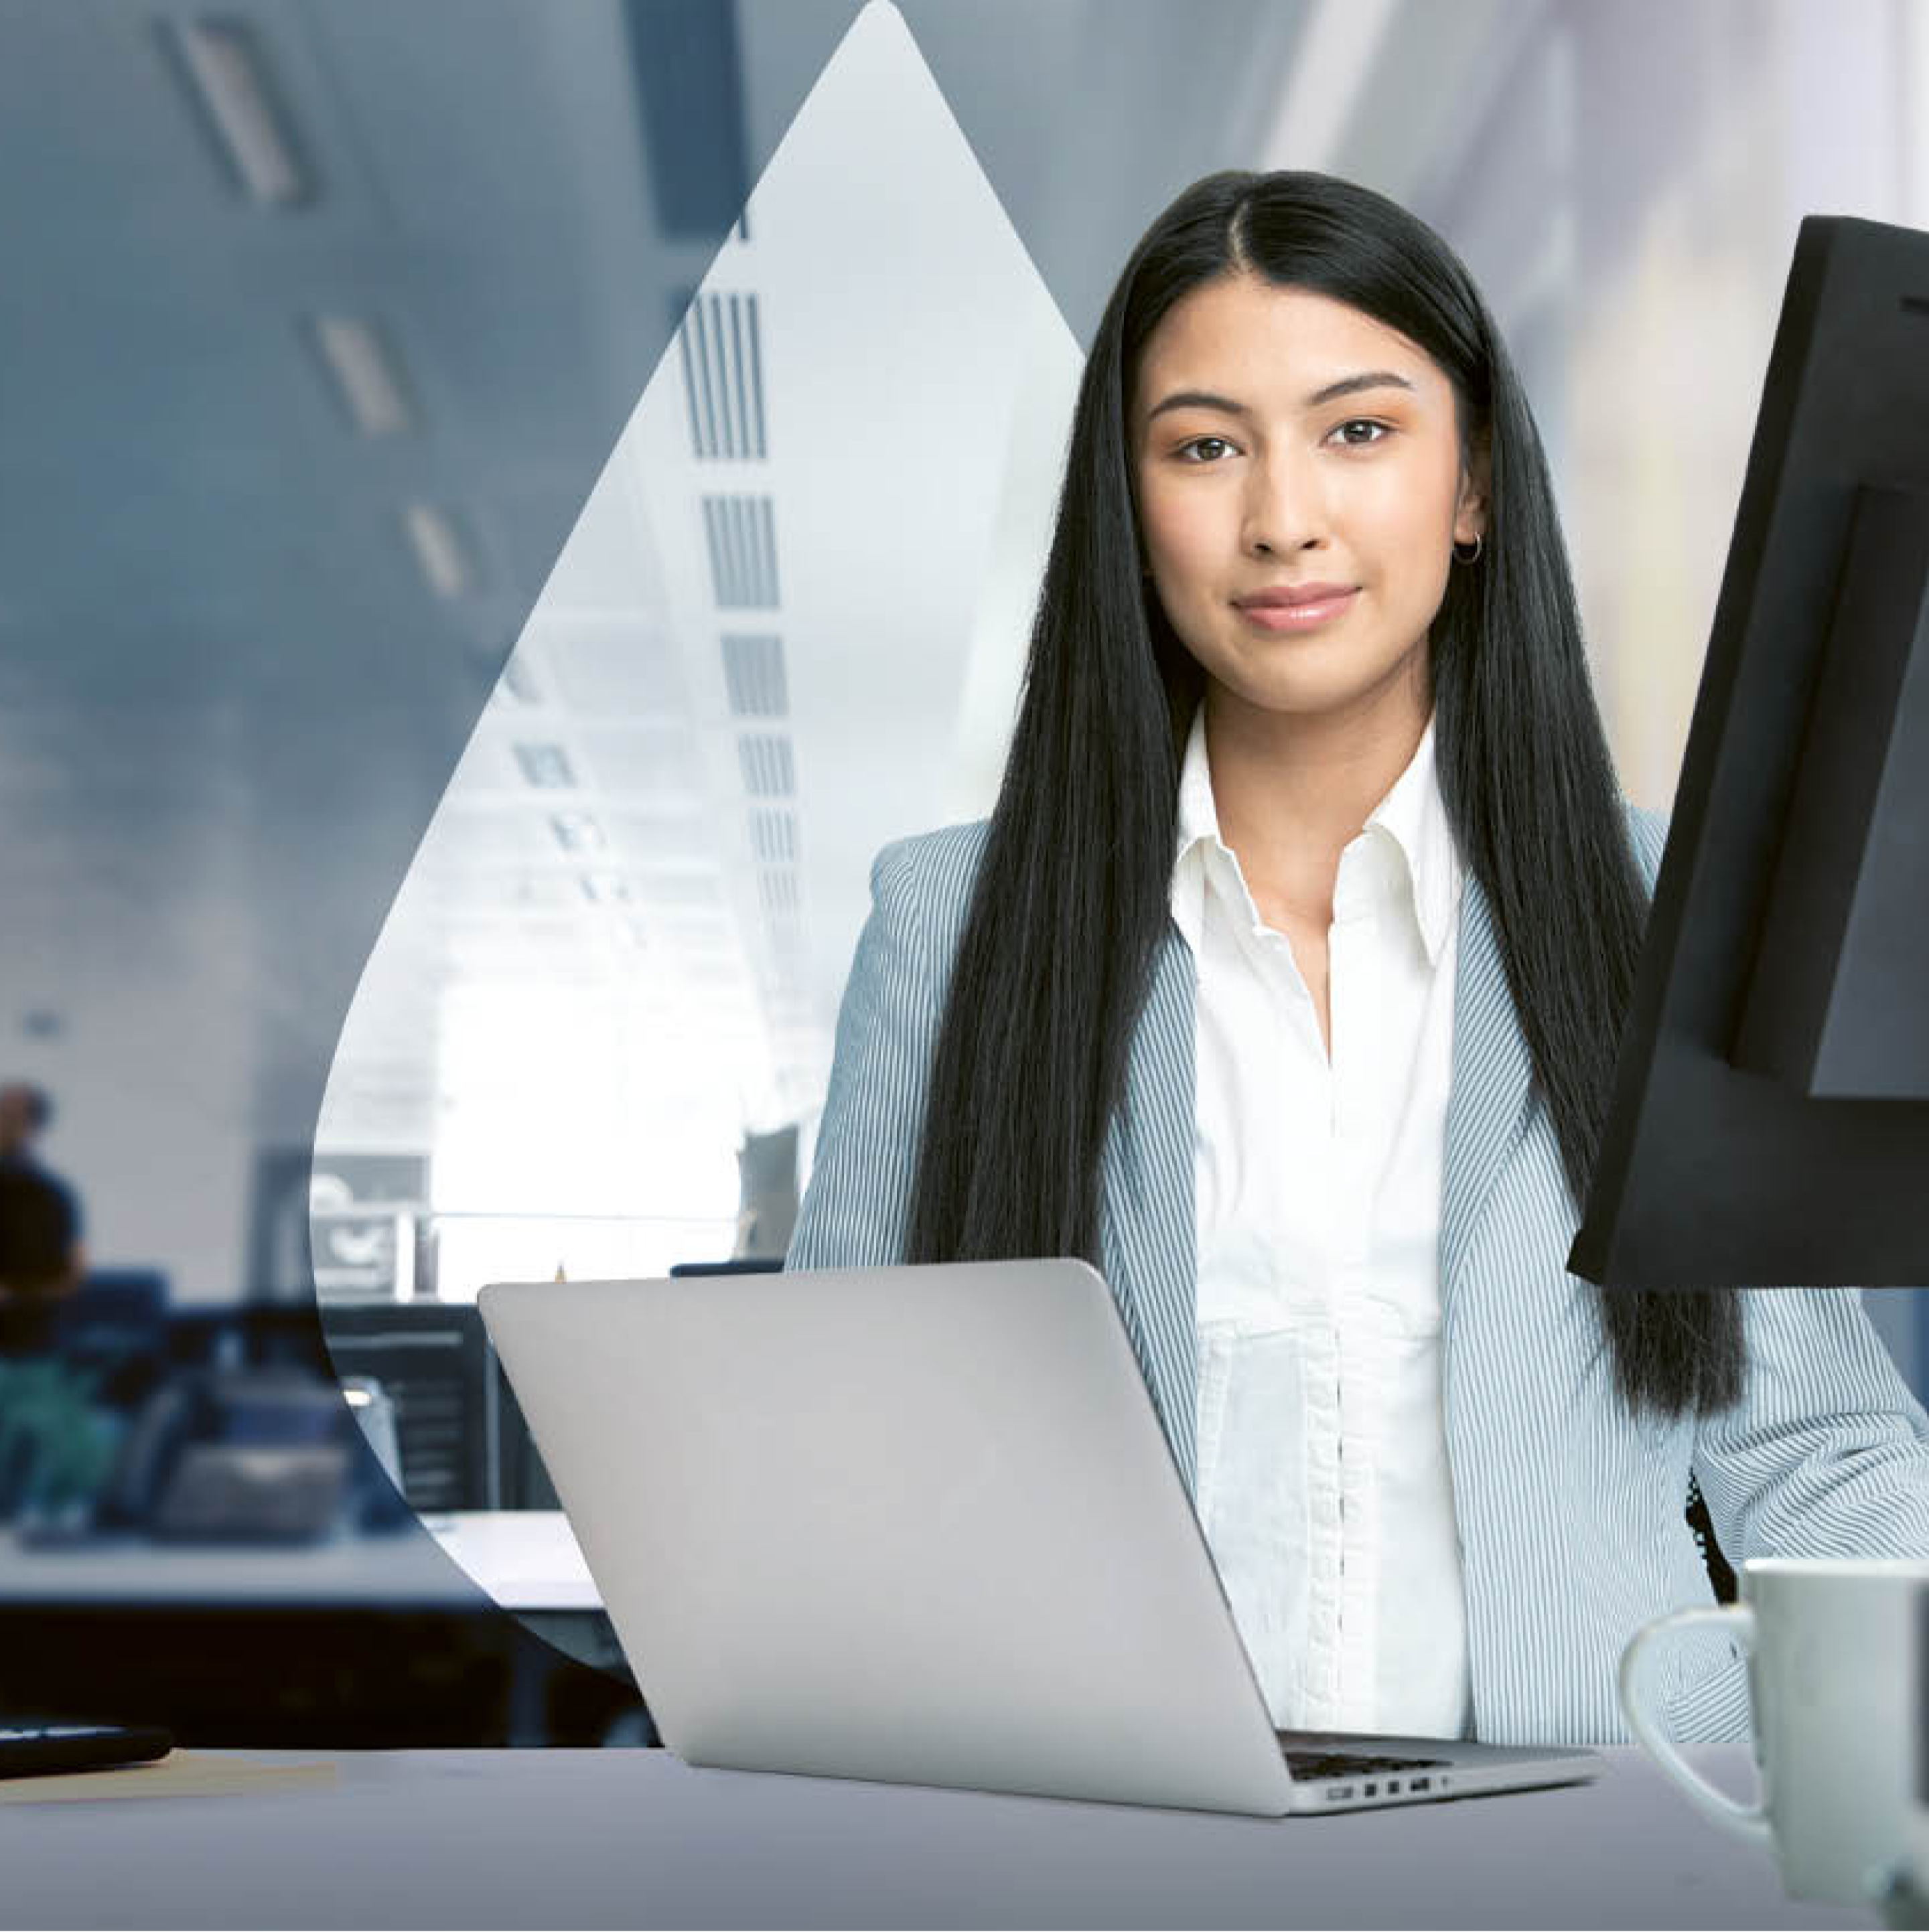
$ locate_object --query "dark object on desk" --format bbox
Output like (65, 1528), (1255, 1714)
(668, 1258), (784, 1276)
(1573, 213), (1929, 1291)
(0, 1720), (171, 1779)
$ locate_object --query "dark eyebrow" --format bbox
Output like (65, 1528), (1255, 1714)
(1143, 370), (1417, 425)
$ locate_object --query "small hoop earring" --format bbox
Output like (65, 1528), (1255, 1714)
(1453, 534), (1484, 565)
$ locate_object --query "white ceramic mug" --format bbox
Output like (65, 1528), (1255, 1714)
(1619, 1557), (1929, 1907)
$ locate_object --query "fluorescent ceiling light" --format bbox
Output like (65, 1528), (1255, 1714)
(167, 17), (310, 206)
(551, 812), (606, 854)
(402, 503), (474, 599)
(513, 743), (577, 790)
(580, 873), (633, 905)
(311, 315), (413, 436)
(496, 660), (542, 705)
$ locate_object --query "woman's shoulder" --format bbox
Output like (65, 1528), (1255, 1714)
(861, 819), (992, 956)
(867, 818), (991, 905)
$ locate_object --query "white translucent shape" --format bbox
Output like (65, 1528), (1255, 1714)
(315, 0), (1084, 1653)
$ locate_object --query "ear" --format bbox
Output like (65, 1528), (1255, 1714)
(1456, 430), (1491, 544)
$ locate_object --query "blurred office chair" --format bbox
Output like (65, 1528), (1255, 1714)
(53, 1269), (169, 1406)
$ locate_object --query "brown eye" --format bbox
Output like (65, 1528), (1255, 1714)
(1328, 419), (1390, 449)
(1177, 435), (1236, 463)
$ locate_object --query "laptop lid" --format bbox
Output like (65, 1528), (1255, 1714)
(478, 1258), (1297, 1814)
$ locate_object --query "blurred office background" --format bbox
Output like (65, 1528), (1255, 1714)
(1, 0), (1925, 1743)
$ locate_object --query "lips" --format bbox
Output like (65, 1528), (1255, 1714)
(1233, 583), (1359, 632)
(1234, 582), (1358, 609)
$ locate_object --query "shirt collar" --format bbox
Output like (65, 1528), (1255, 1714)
(1362, 713), (1461, 966)
(1173, 700), (1220, 863)
(1169, 704), (1218, 959)
(1170, 704), (1461, 965)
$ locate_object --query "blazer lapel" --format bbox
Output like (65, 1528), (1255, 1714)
(1439, 872), (1537, 1323)
(1099, 925), (1201, 1496)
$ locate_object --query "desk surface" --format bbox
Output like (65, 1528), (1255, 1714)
(0, 1744), (1873, 1930)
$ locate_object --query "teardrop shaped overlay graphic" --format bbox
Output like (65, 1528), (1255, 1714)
(312, 1), (1080, 1664)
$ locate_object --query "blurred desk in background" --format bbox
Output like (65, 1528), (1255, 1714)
(421, 1508), (599, 1611)
(0, 1512), (641, 1747)
(0, 1524), (479, 1606)
(0, 1510), (598, 1611)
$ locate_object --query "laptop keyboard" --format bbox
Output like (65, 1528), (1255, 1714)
(1281, 1749), (1452, 1779)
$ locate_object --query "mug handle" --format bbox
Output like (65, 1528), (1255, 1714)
(1618, 1603), (1772, 1845)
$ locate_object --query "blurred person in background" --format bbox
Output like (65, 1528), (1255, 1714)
(0, 1082), (86, 1353)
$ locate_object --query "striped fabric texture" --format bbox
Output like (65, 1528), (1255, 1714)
(786, 808), (1929, 1745)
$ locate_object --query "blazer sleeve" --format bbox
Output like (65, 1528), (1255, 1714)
(1624, 804), (1929, 1558)
(784, 832), (969, 1272)
(1692, 1292), (1929, 1561)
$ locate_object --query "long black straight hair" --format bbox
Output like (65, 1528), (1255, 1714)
(904, 170), (1742, 1420)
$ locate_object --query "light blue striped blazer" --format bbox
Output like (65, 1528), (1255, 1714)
(786, 808), (1929, 1745)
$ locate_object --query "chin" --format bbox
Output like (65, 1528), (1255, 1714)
(1200, 634), (1427, 721)
(1206, 647), (1377, 709)
(1232, 686), (1368, 721)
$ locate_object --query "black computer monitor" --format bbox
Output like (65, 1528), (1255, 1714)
(1570, 214), (1929, 1291)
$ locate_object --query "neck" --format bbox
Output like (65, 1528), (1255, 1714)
(1202, 670), (1430, 927)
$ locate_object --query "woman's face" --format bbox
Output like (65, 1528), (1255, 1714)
(1129, 274), (1486, 729)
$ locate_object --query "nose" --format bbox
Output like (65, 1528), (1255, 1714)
(1240, 446), (1328, 557)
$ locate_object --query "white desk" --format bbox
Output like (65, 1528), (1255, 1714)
(421, 1509), (599, 1611)
(0, 1744), (1873, 1929)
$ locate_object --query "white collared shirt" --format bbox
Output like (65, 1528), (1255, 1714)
(1171, 704), (1472, 1738)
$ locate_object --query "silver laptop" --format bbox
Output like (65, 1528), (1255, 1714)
(478, 1258), (1598, 1815)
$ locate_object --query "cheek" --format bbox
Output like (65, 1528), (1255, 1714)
(1139, 484), (1220, 586)
(1354, 463), (1457, 592)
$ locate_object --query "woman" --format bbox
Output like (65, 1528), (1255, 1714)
(785, 170), (1929, 1747)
